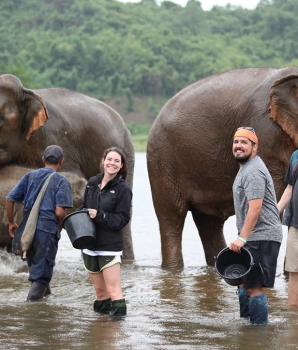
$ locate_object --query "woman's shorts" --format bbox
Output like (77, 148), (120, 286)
(82, 253), (121, 273)
(285, 226), (298, 272)
(243, 240), (281, 289)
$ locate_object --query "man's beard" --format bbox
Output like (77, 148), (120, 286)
(234, 154), (251, 163)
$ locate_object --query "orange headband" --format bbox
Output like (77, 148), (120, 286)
(234, 129), (258, 144)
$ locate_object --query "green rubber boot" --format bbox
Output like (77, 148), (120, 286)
(93, 298), (112, 314)
(248, 294), (268, 324)
(109, 299), (127, 317)
(237, 287), (250, 318)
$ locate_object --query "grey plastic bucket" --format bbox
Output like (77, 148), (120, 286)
(62, 210), (96, 249)
(215, 247), (254, 286)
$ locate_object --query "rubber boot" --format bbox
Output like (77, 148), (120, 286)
(44, 285), (52, 297)
(237, 287), (249, 318)
(26, 282), (47, 302)
(93, 298), (111, 314)
(248, 294), (268, 324)
(109, 299), (127, 317)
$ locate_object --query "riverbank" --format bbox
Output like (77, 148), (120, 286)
(131, 134), (148, 152)
(127, 123), (150, 152)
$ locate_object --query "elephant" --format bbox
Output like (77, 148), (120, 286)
(0, 74), (134, 259)
(0, 165), (87, 251)
(147, 67), (298, 269)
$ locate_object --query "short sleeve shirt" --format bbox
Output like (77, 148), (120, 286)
(233, 156), (282, 243)
(285, 150), (298, 227)
(7, 168), (73, 234)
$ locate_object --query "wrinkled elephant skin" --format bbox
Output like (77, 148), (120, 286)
(0, 74), (134, 259)
(147, 67), (298, 268)
(0, 165), (87, 251)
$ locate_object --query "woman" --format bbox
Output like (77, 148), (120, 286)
(80, 147), (132, 317)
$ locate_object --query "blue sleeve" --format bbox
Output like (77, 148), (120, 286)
(285, 151), (298, 186)
(6, 174), (28, 203)
(55, 176), (73, 208)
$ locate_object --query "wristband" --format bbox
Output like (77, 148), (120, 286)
(237, 236), (247, 244)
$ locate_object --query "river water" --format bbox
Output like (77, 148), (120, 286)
(0, 152), (297, 350)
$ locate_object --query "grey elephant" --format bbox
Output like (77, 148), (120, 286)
(0, 74), (134, 259)
(147, 67), (298, 269)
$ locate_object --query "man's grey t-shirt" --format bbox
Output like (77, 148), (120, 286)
(233, 156), (282, 243)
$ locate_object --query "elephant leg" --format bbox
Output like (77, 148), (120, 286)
(191, 211), (227, 266)
(159, 206), (188, 269)
(148, 166), (188, 269)
(122, 221), (134, 260)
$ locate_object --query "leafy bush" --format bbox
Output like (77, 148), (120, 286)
(126, 123), (151, 136)
(1, 0), (298, 102)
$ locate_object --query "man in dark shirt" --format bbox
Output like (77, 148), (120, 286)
(6, 145), (73, 301)
(278, 149), (298, 307)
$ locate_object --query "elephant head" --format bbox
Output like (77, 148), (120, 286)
(269, 74), (298, 147)
(0, 74), (48, 165)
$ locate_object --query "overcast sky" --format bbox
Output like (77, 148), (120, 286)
(118, 0), (261, 10)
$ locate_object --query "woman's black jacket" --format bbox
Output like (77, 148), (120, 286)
(79, 173), (132, 251)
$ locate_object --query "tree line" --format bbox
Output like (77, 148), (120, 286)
(0, 0), (297, 118)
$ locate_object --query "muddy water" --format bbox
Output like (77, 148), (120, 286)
(0, 153), (296, 350)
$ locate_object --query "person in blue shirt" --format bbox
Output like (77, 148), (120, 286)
(6, 145), (73, 301)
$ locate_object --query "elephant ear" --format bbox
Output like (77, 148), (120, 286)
(23, 88), (49, 141)
(269, 74), (298, 147)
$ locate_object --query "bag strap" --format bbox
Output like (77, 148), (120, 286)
(20, 171), (56, 259)
(35, 171), (56, 203)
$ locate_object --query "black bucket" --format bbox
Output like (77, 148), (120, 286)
(62, 210), (96, 249)
(215, 247), (254, 286)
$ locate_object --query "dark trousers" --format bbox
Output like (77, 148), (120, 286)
(26, 229), (59, 286)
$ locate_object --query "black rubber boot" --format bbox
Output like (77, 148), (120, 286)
(44, 285), (52, 297)
(26, 282), (47, 302)
(109, 299), (127, 317)
(248, 294), (268, 324)
(93, 298), (112, 314)
(237, 287), (250, 318)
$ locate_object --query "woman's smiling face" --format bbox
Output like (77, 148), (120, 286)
(102, 151), (123, 176)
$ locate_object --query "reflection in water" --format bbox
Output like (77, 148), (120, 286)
(0, 153), (295, 349)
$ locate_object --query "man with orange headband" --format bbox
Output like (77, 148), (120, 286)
(229, 127), (282, 324)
